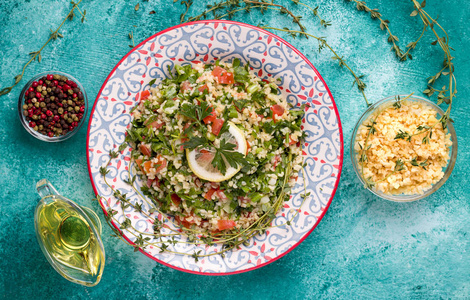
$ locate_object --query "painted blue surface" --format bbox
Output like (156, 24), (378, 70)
(0, 0), (468, 298)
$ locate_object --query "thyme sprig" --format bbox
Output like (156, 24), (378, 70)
(175, 0), (194, 23)
(291, 0), (331, 28)
(0, 0), (86, 97)
(185, 0), (309, 38)
(346, 0), (408, 60)
(97, 147), (307, 260)
(261, 27), (370, 106)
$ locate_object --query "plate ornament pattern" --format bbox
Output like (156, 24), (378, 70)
(87, 20), (343, 275)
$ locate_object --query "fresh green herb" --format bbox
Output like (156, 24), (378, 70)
(232, 58), (250, 83)
(182, 136), (209, 150)
(180, 102), (213, 123)
(178, 0), (194, 23)
(211, 138), (246, 175)
(0, 0), (87, 97)
(395, 130), (412, 142)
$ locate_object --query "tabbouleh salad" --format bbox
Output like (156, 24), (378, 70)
(126, 59), (305, 233)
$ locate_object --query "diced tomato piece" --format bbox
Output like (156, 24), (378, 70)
(174, 216), (191, 228)
(135, 158), (145, 173)
(175, 214), (197, 228)
(203, 110), (217, 124)
(272, 155), (281, 168)
(211, 119), (224, 136)
(171, 194), (182, 206)
(143, 160), (153, 173)
(155, 155), (167, 173)
(246, 141), (251, 155)
(147, 178), (154, 187)
(270, 104), (285, 123)
(217, 220), (236, 231)
(289, 136), (297, 145)
(198, 84), (208, 93)
(140, 90), (150, 101)
(139, 144), (151, 156)
(181, 81), (192, 92)
(212, 66), (234, 84)
(148, 121), (164, 129)
(141, 155), (167, 174)
(204, 188), (217, 201)
(143, 160), (152, 174)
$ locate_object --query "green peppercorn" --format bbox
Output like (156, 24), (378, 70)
(74, 106), (80, 112)
(68, 107), (73, 112)
(73, 116), (79, 122)
(36, 86), (42, 92)
(41, 90), (47, 96)
(58, 107), (64, 114)
(57, 128), (63, 134)
(45, 80), (51, 85)
(62, 100), (66, 104)
(27, 103), (33, 108)
(40, 102), (46, 108)
(31, 98), (37, 104)
(67, 100), (73, 105)
(53, 74), (60, 80)
(33, 126), (38, 131)
(47, 88), (51, 93)
(67, 118), (73, 124)
(34, 102), (40, 108)
(22, 104), (28, 110)
(39, 125), (43, 130)
(50, 96), (55, 101)
(41, 86), (46, 91)
(68, 89), (73, 95)
(23, 110), (28, 116)
(32, 115), (38, 120)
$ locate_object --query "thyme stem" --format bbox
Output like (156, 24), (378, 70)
(261, 26), (370, 106)
(0, 0), (85, 97)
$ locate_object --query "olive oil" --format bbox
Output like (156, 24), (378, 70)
(34, 179), (105, 287)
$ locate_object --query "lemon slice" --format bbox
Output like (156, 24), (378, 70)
(187, 122), (247, 182)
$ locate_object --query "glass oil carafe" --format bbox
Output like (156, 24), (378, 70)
(34, 179), (105, 287)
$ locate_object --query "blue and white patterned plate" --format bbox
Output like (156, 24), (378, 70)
(87, 20), (343, 275)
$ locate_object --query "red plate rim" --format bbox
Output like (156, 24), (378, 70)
(86, 20), (344, 276)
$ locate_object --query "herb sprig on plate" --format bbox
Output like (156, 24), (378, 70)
(97, 146), (307, 261)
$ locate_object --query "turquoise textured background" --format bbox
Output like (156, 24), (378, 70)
(0, 0), (468, 298)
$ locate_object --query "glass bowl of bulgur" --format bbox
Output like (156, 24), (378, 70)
(350, 95), (457, 202)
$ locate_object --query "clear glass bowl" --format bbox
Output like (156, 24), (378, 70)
(350, 95), (457, 202)
(18, 71), (88, 142)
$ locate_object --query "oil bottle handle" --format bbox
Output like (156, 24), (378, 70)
(36, 179), (60, 198)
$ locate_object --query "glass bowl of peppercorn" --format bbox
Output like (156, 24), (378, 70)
(18, 71), (88, 142)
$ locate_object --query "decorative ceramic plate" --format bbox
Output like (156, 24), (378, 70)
(87, 20), (343, 275)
